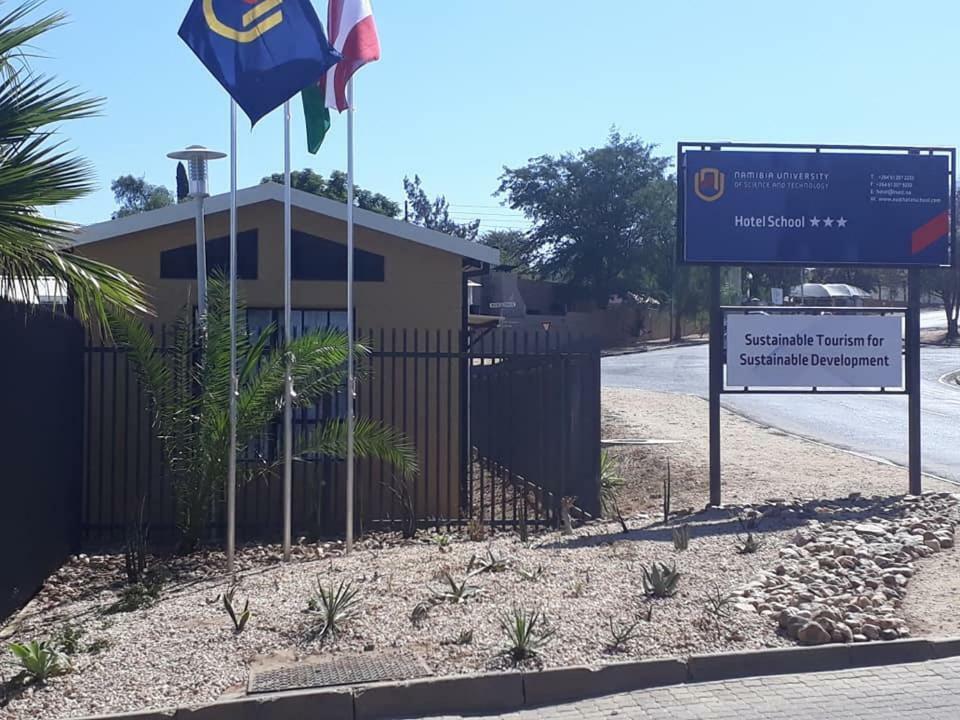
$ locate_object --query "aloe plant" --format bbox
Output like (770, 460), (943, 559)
(9, 641), (68, 683)
(311, 579), (360, 643)
(500, 606), (555, 664)
(430, 571), (480, 604)
(642, 561), (681, 598)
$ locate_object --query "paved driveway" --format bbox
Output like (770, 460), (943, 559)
(602, 340), (960, 483)
(430, 657), (960, 719)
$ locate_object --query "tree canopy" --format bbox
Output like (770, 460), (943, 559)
(496, 130), (675, 306)
(403, 175), (480, 241)
(261, 169), (400, 217)
(111, 175), (174, 219)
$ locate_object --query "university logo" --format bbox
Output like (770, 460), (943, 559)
(203, 0), (284, 43)
(693, 168), (725, 202)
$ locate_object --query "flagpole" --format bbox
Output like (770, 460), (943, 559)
(345, 79), (356, 554)
(282, 100), (293, 562)
(227, 99), (239, 576)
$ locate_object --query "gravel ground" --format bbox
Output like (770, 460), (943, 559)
(1, 518), (793, 720)
(1, 389), (956, 720)
(603, 388), (956, 517)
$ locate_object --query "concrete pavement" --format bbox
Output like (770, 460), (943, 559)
(429, 656), (960, 719)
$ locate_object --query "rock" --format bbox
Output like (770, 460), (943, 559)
(925, 538), (942, 552)
(853, 633), (869, 642)
(862, 623), (881, 640)
(855, 524), (888, 537)
(881, 628), (899, 641)
(797, 621), (832, 646)
(833, 623), (855, 643)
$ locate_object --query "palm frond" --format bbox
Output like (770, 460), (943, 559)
(298, 418), (418, 479)
(0, 2), (146, 332)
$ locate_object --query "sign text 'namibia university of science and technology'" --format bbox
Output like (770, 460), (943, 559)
(726, 314), (903, 389)
(681, 151), (951, 266)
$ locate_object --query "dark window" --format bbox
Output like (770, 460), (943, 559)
(160, 230), (258, 280)
(292, 230), (384, 281)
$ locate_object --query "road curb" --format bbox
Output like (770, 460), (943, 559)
(72, 636), (960, 720)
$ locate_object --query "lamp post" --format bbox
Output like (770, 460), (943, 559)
(167, 145), (227, 325)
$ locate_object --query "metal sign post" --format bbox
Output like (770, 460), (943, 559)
(679, 142), (955, 505)
(907, 269), (922, 495)
(708, 267), (722, 506)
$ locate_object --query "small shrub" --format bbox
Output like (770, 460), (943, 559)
(516, 564), (544, 582)
(662, 460), (672, 523)
(467, 548), (508, 575)
(86, 638), (110, 654)
(107, 575), (163, 614)
(569, 570), (591, 598)
(641, 562), (681, 598)
(311, 579), (360, 643)
(672, 524), (690, 552)
(500, 606), (555, 665)
(560, 496), (576, 535)
(433, 534), (452, 554)
(441, 628), (474, 646)
(51, 624), (85, 656)
(9, 641), (69, 684)
(124, 497), (149, 585)
(430, 571), (480, 604)
(223, 586), (251, 633)
(466, 517), (487, 542)
(605, 616), (641, 653)
(599, 451), (625, 517)
(736, 533), (762, 555)
(701, 584), (735, 639)
(410, 601), (431, 628)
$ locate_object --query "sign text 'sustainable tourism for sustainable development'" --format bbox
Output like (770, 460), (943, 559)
(726, 314), (904, 389)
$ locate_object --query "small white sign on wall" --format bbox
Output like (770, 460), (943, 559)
(726, 314), (903, 389)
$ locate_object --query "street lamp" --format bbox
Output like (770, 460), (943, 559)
(166, 145), (227, 325)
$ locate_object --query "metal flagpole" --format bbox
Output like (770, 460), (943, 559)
(345, 80), (356, 554)
(282, 101), (293, 562)
(227, 100), (239, 576)
(195, 194), (208, 324)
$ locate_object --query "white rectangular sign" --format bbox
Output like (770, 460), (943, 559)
(726, 314), (903, 389)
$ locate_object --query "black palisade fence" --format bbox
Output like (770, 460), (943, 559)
(81, 327), (601, 546)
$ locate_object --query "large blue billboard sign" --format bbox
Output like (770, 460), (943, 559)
(680, 149), (953, 267)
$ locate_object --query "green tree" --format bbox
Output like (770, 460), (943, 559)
(480, 230), (527, 273)
(112, 276), (417, 551)
(176, 162), (189, 203)
(111, 175), (174, 219)
(261, 169), (400, 217)
(403, 175), (480, 241)
(0, 3), (145, 329)
(496, 130), (675, 307)
(919, 265), (960, 341)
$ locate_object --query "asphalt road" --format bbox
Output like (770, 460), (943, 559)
(603, 311), (960, 483)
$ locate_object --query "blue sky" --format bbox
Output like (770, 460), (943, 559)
(40, 1), (960, 229)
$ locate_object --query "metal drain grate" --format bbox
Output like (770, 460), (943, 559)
(248, 652), (431, 694)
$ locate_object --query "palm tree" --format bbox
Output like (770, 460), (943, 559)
(0, 2), (146, 329)
(112, 277), (417, 551)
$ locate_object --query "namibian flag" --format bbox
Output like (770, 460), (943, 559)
(301, 0), (381, 153)
(179, 0), (342, 125)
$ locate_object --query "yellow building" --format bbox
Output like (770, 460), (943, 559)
(73, 183), (499, 541)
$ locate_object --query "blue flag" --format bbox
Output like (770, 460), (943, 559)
(179, 0), (342, 125)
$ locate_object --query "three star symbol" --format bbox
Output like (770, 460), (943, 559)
(810, 216), (847, 228)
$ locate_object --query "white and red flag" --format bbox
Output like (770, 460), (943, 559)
(301, 0), (380, 152)
(324, 0), (381, 111)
